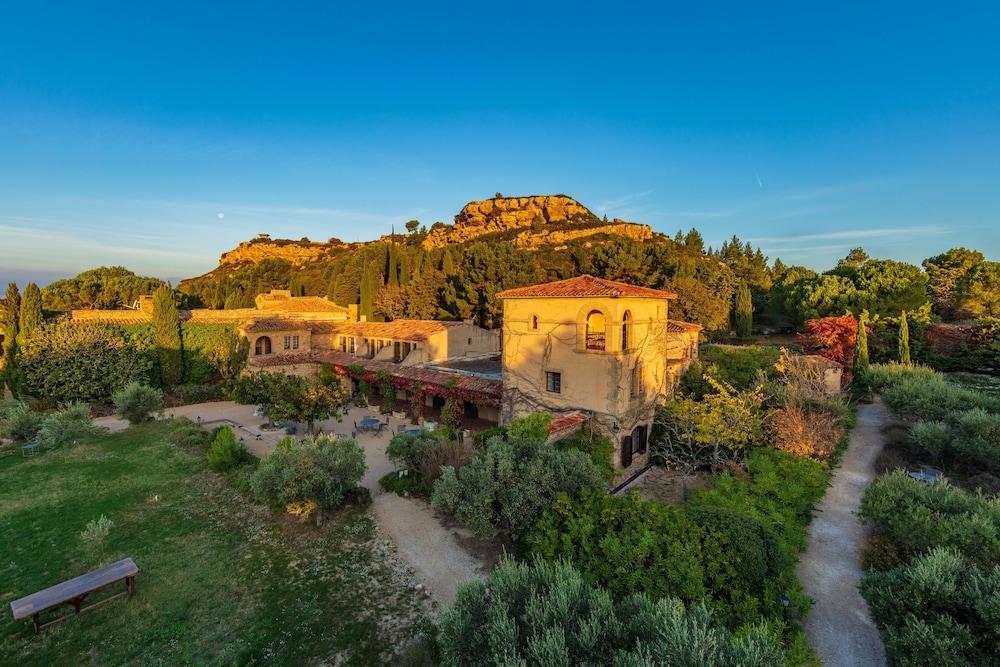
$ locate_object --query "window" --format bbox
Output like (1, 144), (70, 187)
(545, 371), (561, 393)
(292, 335), (299, 350)
(339, 336), (347, 352)
(531, 315), (539, 330)
(621, 435), (633, 468)
(585, 310), (606, 350)
(349, 337), (356, 354)
(630, 362), (643, 398)
(254, 336), (272, 356)
(468, 337), (472, 345)
(622, 310), (631, 351)
(632, 425), (648, 454)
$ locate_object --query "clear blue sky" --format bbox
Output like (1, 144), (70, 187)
(2, 1), (998, 286)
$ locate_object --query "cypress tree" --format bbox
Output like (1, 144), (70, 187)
(17, 283), (43, 348)
(360, 264), (375, 321)
(399, 251), (411, 285)
(853, 312), (870, 376)
(387, 245), (399, 288)
(734, 283), (753, 338)
(898, 310), (911, 365)
(152, 284), (183, 387)
(442, 248), (455, 275)
(2, 283), (21, 396)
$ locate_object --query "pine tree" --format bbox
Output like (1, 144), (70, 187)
(734, 283), (753, 337)
(17, 283), (43, 347)
(898, 310), (911, 365)
(853, 312), (870, 376)
(152, 284), (183, 387)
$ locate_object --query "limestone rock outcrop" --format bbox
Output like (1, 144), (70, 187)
(422, 195), (599, 248)
(511, 222), (652, 248)
(219, 240), (339, 267)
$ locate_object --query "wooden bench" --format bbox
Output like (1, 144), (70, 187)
(10, 558), (139, 634)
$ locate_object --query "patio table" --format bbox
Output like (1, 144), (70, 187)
(358, 417), (381, 432)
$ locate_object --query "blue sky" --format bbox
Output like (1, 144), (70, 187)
(2, 1), (998, 286)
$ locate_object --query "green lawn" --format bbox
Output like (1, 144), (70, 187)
(0, 421), (428, 665)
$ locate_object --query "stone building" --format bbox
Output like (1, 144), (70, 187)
(496, 275), (700, 480)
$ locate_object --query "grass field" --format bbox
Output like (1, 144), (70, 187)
(0, 421), (428, 666)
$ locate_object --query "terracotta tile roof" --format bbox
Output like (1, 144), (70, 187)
(666, 320), (703, 333)
(547, 411), (589, 435)
(325, 319), (463, 342)
(242, 319), (313, 333)
(70, 311), (152, 324)
(496, 275), (677, 300)
(802, 354), (844, 369)
(247, 350), (502, 404)
(258, 296), (350, 313)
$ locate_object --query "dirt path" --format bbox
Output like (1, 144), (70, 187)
(372, 494), (490, 611)
(797, 401), (888, 667)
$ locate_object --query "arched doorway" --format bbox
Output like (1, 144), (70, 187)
(255, 336), (272, 355)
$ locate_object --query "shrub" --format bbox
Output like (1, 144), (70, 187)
(552, 428), (616, 482)
(857, 362), (941, 393)
(880, 373), (1000, 422)
(36, 401), (98, 448)
(768, 404), (843, 460)
(908, 420), (952, 459)
(680, 345), (780, 398)
(950, 408), (1000, 471)
(438, 558), (783, 666)
(472, 425), (506, 446)
(168, 383), (222, 405)
(206, 428), (241, 472)
(164, 416), (214, 448)
(20, 322), (154, 402)
(386, 430), (441, 472)
(861, 532), (906, 573)
(431, 437), (605, 539)
(0, 400), (43, 441)
(689, 447), (829, 554)
(112, 382), (163, 424)
(505, 412), (551, 444)
(686, 505), (794, 627)
(419, 439), (473, 485)
(438, 397), (463, 428)
(526, 490), (706, 605)
(862, 548), (1000, 667)
(251, 434), (366, 525)
(859, 472), (1000, 568)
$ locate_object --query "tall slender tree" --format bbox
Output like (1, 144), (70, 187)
(359, 264), (375, 321)
(1, 283), (22, 396)
(17, 283), (43, 347)
(442, 248), (456, 276)
(853, 311), (870, 376)
(898, 310), (911, 365)
(152, 284), (183, 387)
(733, 282), (753, 337)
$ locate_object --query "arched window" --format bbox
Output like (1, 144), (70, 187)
(585, 310), (606, 350)
(255, 336), (272, 356)
(621, 310), (632, 351)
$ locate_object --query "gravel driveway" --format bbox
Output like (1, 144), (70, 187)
(797, 401), (889, 667)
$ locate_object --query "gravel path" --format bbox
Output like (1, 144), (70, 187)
(798, 401), (888, 667)
(372, 494), (488, 610)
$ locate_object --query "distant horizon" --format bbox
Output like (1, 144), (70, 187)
(2, 3), (998, 285)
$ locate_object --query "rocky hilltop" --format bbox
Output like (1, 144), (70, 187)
(422, 194), (601, 249)
(219, 238), (345, 267)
